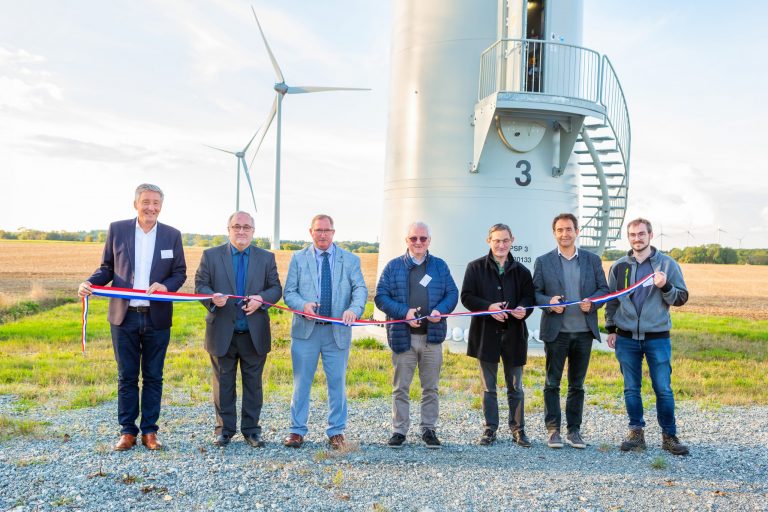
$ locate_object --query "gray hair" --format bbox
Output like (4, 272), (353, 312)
(487, 223), (513, 239)
(310, 214), (334, 228)
(406, 221), (431, 237)
(134, 183), (164, 202)
(227, 211), (255, 227)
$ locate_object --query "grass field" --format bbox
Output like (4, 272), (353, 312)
(0, 240), (766, 420)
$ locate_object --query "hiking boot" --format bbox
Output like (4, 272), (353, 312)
(512, 430), (531, 447)
(565, 430), (586, 449)
(421, 429), (442, 449)
(387, 432), (406, 449)
(478, 429), (497, 446)
(547, 430), (564, 449)
(662, 433), (689, 456)
(619, 428), (646, 452)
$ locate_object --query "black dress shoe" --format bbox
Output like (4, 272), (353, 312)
(244, 432), (265, 448)
(213, 434), (231, 447)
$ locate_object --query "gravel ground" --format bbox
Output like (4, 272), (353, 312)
(1, 393), (766, 512)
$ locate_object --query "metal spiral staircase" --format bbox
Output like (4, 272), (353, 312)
(576, 57), (631, 253)
(475, 39), (631, 255)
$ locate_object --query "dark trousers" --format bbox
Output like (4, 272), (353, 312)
(210, 332), (267, 436)
(543, 331), (593, 433)
(479, 358), (524, 432)
(110, 310), (170, 436)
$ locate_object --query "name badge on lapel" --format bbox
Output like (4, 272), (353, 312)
(161, 250), (174, 259)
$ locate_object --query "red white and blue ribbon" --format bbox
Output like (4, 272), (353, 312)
(80, 274), (654, 354)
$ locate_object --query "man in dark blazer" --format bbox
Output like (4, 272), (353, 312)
(195, 211), (282, 448)
(461, 223), (535, 447)
(78, 183), (187, 452)
(532, 213), (609, 450)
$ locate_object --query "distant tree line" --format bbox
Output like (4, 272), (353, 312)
(601, 245), (768, 265)
(0, 229), (379, 253)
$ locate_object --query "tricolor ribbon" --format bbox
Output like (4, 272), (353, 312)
(80, 274), (654, 354)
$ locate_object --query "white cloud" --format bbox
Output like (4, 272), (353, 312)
(0, 46), (62, 111)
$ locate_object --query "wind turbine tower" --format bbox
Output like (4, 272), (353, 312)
(374, 0), (632, 346)
(250, 7), (370, 250)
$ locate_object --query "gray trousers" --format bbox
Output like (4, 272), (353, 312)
(479, 359), (524, 432)
(391, 334), (443, 435)
(210, 332), (267, 436)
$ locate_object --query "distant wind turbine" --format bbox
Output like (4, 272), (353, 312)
(205, 127), (261, 214)
(659, 224), (667, 251)
(249, 6), (371, 249)
(685, 230), (695, 248)
(717, 227), (727, 245)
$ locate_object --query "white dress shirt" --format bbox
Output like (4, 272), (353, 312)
(130, 221), (157, 307)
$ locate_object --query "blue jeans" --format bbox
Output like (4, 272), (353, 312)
(289, 324), (349, 437)
(614, 336), (677, 435)
(110, 310), (170, 436)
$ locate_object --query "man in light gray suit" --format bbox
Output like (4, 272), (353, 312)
(195, 211), (282, 448)
(533, 213), (608, 450)
(282, 214), (367, 450)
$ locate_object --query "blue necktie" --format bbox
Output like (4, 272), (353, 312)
(236, 251), (246, 321)
(319, 252), (332, 317)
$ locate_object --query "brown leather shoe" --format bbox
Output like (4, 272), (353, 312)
(141, 433), (163, 451)
(328, 434), (346, 450)
(114, 434), (137, 452)
(283, 433), (304, 448)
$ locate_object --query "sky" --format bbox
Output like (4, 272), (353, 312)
(1, 0), (766, 250)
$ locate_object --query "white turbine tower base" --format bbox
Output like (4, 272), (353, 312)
(249, 6), (370, 250)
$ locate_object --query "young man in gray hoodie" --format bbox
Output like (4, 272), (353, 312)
(605, 218), (690, 455)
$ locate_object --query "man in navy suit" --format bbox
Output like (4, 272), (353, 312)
(282, 214), (367, 450)
(532, 213), (608, 450)
(78, 184), (186, 451)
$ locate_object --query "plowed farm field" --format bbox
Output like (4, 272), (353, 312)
(0, 241), (765, 319)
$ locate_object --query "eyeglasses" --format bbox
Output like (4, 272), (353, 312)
(229, 224), (254, 232)
(490, 238), (512, 245)
(313, 229), (335, 234)
(408, 236), (429, 243)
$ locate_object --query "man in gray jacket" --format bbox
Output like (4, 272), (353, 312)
(605, 217), (689, 455)
(533, 213), (608, 450)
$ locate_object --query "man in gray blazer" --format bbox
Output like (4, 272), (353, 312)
(282, 214), (367, 450)
(195, 211), (282, 448)
(533, 213), (609, 450)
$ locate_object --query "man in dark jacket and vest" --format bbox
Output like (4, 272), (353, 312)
(375, 221), (458, 449)
(461, 223), (535, 447)
(533, 213), (608, 450)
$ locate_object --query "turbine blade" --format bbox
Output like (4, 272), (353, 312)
(251, 6), (284, 83)
(248, 96), (278, 168)
(241, 157), (258, 213)
(204, 144), (237, 156)
(287, 85), (371, 94)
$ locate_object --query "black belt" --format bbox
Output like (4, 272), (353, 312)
(315, 321), (332, 325)
(127, 306), (150, 313)
(234, 330), (250, 335)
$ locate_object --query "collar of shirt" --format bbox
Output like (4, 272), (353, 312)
(313, 243), (335, 260)
(134, 219), (158, 236)
(557, 247), (579, 261)
(407, 250), (426, 266)
(230, 243), (251, 256)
